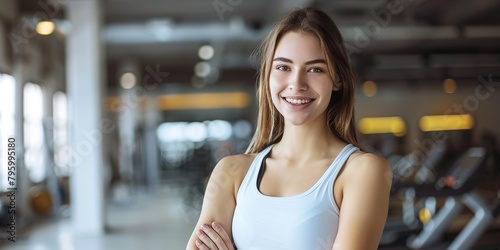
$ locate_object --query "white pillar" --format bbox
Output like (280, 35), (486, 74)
(66, 0), (105, 235)
(13, 51), (30, 229)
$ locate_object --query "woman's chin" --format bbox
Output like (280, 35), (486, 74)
(285, 117), (309, 126)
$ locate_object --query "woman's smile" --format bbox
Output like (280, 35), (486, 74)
(283, 97), (314, 105)
(281, 96), (316, 111)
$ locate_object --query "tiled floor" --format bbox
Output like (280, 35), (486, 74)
(1, 183), (202, 250)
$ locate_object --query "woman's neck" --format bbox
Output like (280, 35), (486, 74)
(273, 119), (345, 162)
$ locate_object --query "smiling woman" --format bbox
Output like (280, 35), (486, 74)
(269, 32), (337, 127)
(186, 7), (392, 250)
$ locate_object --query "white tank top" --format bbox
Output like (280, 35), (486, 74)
(232, 144), (359, 250)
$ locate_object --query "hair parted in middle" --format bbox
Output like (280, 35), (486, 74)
(246, 7), (358, 154)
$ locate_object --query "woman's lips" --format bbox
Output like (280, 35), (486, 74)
(281, 97), (316, 109)
(284, 97), (313, 104)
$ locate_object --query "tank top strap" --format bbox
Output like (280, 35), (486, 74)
(323, 144), (360, 185)
(237, 144), (274, 199)
(249, 145), (273, 175)
(256, 144), (273, 166)
(335, 144), (359, 169)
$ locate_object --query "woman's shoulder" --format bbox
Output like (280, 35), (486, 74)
(216, 153), (257, 172)
(348, 150), (390, 167)
(342, 151), (393, 185)
(211, 153), (258, 184)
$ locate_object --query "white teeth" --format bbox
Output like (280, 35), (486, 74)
(285, 98), (312, 104)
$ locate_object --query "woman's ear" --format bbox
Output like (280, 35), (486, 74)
(332, 80), (341, 91)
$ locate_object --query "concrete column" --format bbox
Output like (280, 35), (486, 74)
(13, 51), (31, 229)
(144, 97), (160, 190)
(66, 0), (105, 235)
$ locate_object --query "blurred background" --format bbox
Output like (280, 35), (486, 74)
(0, 0), (499, 249)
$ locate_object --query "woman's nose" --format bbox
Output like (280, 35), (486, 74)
(288, 71), (308, 91)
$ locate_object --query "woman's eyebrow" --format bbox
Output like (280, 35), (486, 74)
(272, 57), (326, 65)
(304, 59), (326, 65)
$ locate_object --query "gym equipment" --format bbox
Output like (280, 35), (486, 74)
(413, 142), (448, 184)
(405, 147), (490, 250)
(29, 186), (53, 216)
(392, 153), (420, 183)
(418, 207), (432, 224)
(381, 142), (450, 245)
(382, 147), (489, 249)
(412, 142), (448, 225)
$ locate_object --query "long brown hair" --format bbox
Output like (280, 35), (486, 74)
(246, 7), (358, 154)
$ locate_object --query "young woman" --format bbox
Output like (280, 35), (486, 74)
(187, 7), (392, 250)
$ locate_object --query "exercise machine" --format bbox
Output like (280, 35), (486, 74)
(382, 147), (489, 249)
(407, 147), (498, 249)
(381, 142), (449, 245)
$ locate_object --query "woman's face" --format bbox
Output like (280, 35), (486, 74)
(269, 31), (336, 126)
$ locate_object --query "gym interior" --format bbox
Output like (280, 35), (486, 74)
(0, 0), (500, 249)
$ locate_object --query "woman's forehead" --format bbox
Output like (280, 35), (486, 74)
(273, 31), (325, 62)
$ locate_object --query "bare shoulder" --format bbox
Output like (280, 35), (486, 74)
(343, 151), (393, 187)
(210, 153), (257, 194)
(348, 151), (391, 169)
(215, 153), (256, 177)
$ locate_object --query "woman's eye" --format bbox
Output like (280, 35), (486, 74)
(276, 65), (289, 71)
(309, 68), (323, 73)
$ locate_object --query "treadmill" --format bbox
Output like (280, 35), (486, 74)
(382, 147), (490, 249)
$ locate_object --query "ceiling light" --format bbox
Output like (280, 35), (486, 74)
(36, 21), (55, 35)
(443, 78), (456, 94)
(194, 61), (211, 77)
(419, 114), (474, 132)
(362, 80), (377, 97)
(120, 72), (136, 89)
(358, 116), (406, 136)
(157, 92), (250, 110)
(198, 45), (214, 60)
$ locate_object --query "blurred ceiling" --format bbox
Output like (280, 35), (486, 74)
(19, 0), (500, 86)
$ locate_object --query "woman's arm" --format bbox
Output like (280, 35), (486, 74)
(332, 153), (393, 250)
(186, 155), (249, 250)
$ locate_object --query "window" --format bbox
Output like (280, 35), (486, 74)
(53, 91), (69, 176)
(24, 82), (45, 183)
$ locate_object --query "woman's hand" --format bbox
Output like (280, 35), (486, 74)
(195, 222), (235, 250)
